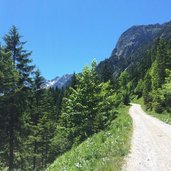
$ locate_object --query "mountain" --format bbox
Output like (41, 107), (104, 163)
(43, 74), (73, 89)
(44, 21), (171, 89)
(97, 21), (171, 77)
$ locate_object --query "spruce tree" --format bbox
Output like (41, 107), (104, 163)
(60, 61), (101, 142)
(118, 71), (130, 105)
(99, 60), (113, 82)
(0, 47), (19, 169)
(152, 39), (168, 89)
(3, 26), (34, 170)
(143, 73), (152, 110)
(3, 25), (34, 85)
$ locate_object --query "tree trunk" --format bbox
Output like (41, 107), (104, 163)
(9, 107), (14, 171)
(33, 141), (37, 170)
(45, 134), (48, 168)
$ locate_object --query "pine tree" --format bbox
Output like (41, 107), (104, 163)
(70, 72), (79, 89)
(152, 39), (168, 89)
(0, 47), (19, 169)
(143, 73), (152, 110)
(3, 26), (34, 170)
(60, 61), (101, 143)
(118, 71), (130, 105)
(99, 60), (113, 82)
(3, 25), (34, 85)
(21, 70), (58, 170)
(96, 81), (117, 130)
(0, 47), (18, 95)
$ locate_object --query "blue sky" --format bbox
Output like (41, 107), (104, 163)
(0, 0), (171, 79)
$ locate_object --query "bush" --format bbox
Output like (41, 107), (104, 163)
(46, 106), (132, 171)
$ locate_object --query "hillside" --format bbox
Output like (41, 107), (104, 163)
(97, 21), (171, 77)
(47, 21), (171, 170)
(0, 20), (170, 171)
(47, 106), (132, 171)
(43, 21), (171, 90)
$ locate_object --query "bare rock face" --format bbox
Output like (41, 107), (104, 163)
(112, 24), (163, 58)
(44, 21), (171, 88)
(97, 21), (171, 76)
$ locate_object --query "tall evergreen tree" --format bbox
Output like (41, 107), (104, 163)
(99, 60), (113, 82)
(3, 26), (34, 85)
(70, 72), (79, 89)
(0, 47), (19, 169)
(118, 71), (130, 105)
(2, 26), (34, 170)
(152, 39), (168, 89)
(60, 61), (101, 142)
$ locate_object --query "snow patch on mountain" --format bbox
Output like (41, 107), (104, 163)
(43, 74), (73, 89)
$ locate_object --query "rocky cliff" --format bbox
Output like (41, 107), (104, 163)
(97, 21), (171, 76)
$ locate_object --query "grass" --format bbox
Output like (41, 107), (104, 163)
(133, 97), (171, 125)
(148, 110), (171, 125)
(46, 106), (132, 171)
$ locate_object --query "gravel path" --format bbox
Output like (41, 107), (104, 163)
(123, 103), (171, 171)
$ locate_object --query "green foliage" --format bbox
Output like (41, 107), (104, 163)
(0, 26), (35, 170)
(47, 106), (132, 171)
(51, 61), (119, 161)
(152, 69), (171, 113)
(130, 38), (171, 113)
(148, 40), (171, 112)
(98, 60), (114, 82)
(134, 97), (171, 125)
(118, 71), (130, 105)
(0, 26), (63, 171)
(143, 73), (152, 110)
(0, 47), (19, 169)
(0, 47), (19, 95)
(149, 110), (171, 125)
(3, 25), (34, 85)
(135, 79), (143, 98)
(151, 39), (168, 89)
(46, 33), (170, 171)
(1, 24), (170, 171)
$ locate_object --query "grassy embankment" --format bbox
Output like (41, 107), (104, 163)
(47, 106), (132, 171)
(133, 97), (171, 125)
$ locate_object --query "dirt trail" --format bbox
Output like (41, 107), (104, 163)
(123, 103), (171, 171)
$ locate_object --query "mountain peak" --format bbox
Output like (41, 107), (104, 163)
(97, 20), (171, 77)
(43, 74), (73, 89)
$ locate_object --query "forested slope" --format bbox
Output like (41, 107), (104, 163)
(47, 106), (132, 171)
(0, 26), (132, 171)
(0, 26), (65, 170)
(0, 21), (171, 171)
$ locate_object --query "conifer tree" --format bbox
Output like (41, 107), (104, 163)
(60, 61), (101, 142)
(118, 71), (130, 105)
(152, 39), (168, 89)
(70, 72), (79, 89)
(3, 25), (34, 85)
(3, 26), (34, 170)
(99, 60), (113, 82)
(143, 73), (152, 110)
(0, 47), (19, 169)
